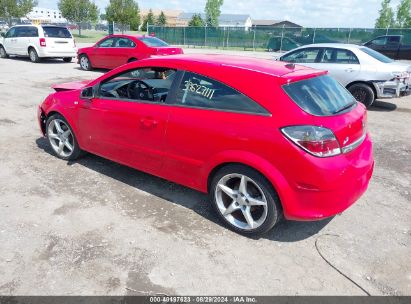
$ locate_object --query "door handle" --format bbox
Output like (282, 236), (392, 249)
(140, 117), (158, 128)
(345, 68), (354, 72)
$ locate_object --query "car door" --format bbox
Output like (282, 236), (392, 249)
(385, 36), (401, 59)
(3, 27), (17, 54)
(163, 71), (270, 190)
(107, 37), (136, 68)
(90, 37), (115, 68)
(313, 48), (361, 87)
(77, 66), (177, 175)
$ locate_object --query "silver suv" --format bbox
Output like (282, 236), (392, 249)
(0, 24), (77, 63)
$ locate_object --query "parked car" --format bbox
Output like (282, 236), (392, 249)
(267, 36), (300, 52)
(363, 35), (411, 60)
(77, 34), (183, 70)
(0, 24), (76, 63)
(278, 43), (411, 107)
(38, 54), (374, 236)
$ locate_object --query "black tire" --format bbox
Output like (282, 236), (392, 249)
(0, 45), (8, 58)
(348, 83), (375, 108)
(29, 47), (40, 63)
(63, 57), (72, 63)
(79, 54), (92, 70)
(209, 164), (282, 236)
(45, 114), (84, 161)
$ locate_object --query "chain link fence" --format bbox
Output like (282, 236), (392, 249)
(147, 25), (411, 52)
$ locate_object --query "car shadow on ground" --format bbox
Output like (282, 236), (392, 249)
(35, 137), (332, 242)
(74, 66), (109, 73)
(4, 56), (72, 64)
(368, 100), (398, 112)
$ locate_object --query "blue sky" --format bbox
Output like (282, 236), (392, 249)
(37, 0), (402, 28)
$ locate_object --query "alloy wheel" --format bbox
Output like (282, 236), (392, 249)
(215, 173), (268, 230)
(80, 56), (89, 70)
(47, 119), (75, 158)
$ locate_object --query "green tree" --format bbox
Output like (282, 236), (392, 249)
(396, 0), (411, 28)
(156, 11), (167, 26)
(204, 0), (223, 27)
(375, 0), (395, 28)
(141, 9), (155, 32)
(106, 0), (140, 33)
(188, 13), (204, 27)
(0, 0), (38, 26)
(58, 0), (98, 36)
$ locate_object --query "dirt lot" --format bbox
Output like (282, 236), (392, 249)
(0, 53), (410, 296)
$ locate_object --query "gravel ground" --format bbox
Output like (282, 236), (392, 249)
(0, 52), (410, 296)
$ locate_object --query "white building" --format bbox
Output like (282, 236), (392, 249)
(26, 7), (67, 24)
(177, 13), (253, 30)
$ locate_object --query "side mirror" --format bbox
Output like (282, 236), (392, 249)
(0, 33), (5, 38)
(80, 86), (95, 100)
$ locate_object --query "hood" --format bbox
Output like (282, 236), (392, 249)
(52, 80), (92, 91)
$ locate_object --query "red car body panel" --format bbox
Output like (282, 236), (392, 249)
(77, 34), (183, 69)
(39, 55), (374, 221)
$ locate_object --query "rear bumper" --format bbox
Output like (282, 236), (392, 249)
(374, 79), (411, 98)
(37, 49), (77, 58)
(279, 134), (374, 221)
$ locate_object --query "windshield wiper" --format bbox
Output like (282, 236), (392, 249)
(333, 101), (356, 114)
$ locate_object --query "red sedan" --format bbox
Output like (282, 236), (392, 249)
(38, 55), (374, 235)
(77, 34), (183, 70)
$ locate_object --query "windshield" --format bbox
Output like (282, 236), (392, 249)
(138, 37), (169, 47)
(360, 47), (393, 63)
(283, 75), (356, 116)
(42, 26), (72, 38)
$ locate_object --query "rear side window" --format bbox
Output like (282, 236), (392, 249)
(174, 72), (269, 115)
(114, 38), (136, 48)
(283, 75), (356, 116)
(321, 48), (359, 64)
(138, 37), (168, 47)
(15, 26), (38, 37)
(42, 26), (72, 38)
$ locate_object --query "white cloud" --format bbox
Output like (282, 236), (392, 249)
(37, 0), (401, 27)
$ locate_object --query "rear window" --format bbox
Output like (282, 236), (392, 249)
(138, 37), (168, 47)
(42, 26), (72, 38)
(283, 75), (356, 116)
(360, 47), (393, 63)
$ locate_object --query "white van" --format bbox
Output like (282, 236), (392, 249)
(0, 24), (77, 63)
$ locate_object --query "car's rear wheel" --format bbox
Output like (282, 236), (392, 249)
(63, 57), (72, 63)
(0, 46), (8, 58)
(79, 54), (92, 70)
(29, 48), (40, 63)
(348, 83), (375, 108)
(46, 114), (83, 161)
(209, 164), (282, 236)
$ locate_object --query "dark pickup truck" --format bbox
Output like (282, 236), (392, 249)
(364, 35), (411, 60)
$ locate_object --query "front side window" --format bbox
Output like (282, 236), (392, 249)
(99, 67), (177, 103)
(281, 48), (321, 63)
(98, 38), (115, 47)
(42, 26), (72, 38)
(174, 72), (269, 115)
(320, 48), (359, 64)
(370, 37), (387, 46)
(5, 28), (16, 38)
(114, 38), (136, 48)
(283, 75), (356, 116)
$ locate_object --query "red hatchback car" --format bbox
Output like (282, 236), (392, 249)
(77, 34), (183, 70)
(38, 55), (374, 235)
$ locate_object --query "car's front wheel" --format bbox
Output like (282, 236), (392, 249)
(46, 114), (83, 160)
(348, 83), (375, 108)
(0, 45), (8, 58)
(209, 164), (282, 236)
(79, 54), (92, 70)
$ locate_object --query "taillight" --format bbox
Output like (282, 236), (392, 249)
(281, 125), (341, 157)
(39, 38), (46, 47)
